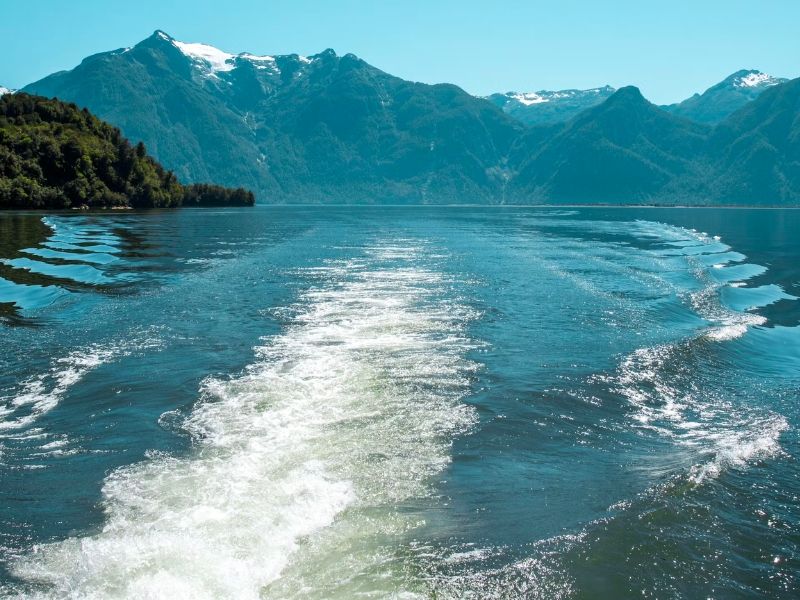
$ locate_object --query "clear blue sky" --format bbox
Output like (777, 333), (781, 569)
(2, 0), (798, 104)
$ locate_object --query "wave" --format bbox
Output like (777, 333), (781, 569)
(0, 332), (164, 438)
(0, 347), (119, 433)
(604, 225), (791, 484)
(6, 241), (480, 599)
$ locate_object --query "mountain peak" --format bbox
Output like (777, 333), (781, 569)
(717, 69), (786, 90)
(136, 32), (319, 77)
(731, 70), (784, 89)
(607, 86), (647, 105)
(663, 69), (789, 124)
(0, 86), (13, 96)
(314, 48), (338, 59)
(148, 30), (175, 43)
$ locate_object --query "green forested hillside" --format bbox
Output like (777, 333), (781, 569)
(0, 93), (254, 209)
(707, 77), (800, 203)
(510, 87), (712, 203)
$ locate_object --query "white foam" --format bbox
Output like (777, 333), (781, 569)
(608, 222), (789, 486)
(704, 320), (756, 341)
(615, 334), (787, 488)
(0, 347), (116, 432)
(687, 414), (788, 484)
(9, 242), (480, 599)
(0, 333), (163, 434)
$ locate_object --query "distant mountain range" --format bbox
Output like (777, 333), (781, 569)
(485, 86), (616, 126)
(20, 31), (800, 205)
(0, 86), (14, 96)
(487, 70), (786, 127)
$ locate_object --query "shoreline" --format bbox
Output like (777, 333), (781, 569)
(3, 203), (800, 213)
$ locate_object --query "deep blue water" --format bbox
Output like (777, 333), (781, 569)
(0, 207), (798, 598)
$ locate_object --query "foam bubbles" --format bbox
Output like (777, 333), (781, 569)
(8, 241), (480, 599)
(1, 347), (119, 432)
(608, 223), (790, 486)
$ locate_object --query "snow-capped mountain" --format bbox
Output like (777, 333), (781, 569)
(486, 86), (616, 126)
(732, 70), (784, 89)
(0, 86), (14, 96)
(23, 30), (521, 204)
(17, 32), (800, 205)
(663, 69), (787, 123)
(153, 31), (316, 80)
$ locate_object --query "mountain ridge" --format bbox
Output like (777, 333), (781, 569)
(20, 31), (800, 206)
(25, 30), (523, 204)
(509, 86), (711, 203)
(662, 69), (788, 124)
(486, 85), (616, 127)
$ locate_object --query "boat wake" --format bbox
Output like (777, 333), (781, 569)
(6, 240), (480, 599)
(605, 225), (792, 484)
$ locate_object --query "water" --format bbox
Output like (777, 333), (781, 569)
(0, 207), (797, 598)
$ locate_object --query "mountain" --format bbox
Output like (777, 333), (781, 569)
(24, 31), (522, 204)
(20, 32), (800, 206)
(0, 86), (13, 96)
(486, 86), (616, 126)
(0, 93), (254, 209)
(663, 70), (787, 124)
(510, 87), (711, 203)
(705, 77), (800, 203)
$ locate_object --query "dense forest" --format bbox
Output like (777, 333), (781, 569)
(0, 93), (254, 209)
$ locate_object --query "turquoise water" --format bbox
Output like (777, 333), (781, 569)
(0, 207), (798, 598)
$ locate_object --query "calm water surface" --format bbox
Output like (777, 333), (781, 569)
(0, 207), (798, 598)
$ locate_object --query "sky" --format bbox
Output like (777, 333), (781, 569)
(1, 0), (799, 104)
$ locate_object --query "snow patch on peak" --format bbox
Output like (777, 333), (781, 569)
(0, 86), (14, 96)
(734, 71), (781, 89)
(511, 92), (549, 105)
(173, 40), (235, 74)
(239, 53), (280, 72)
(164, 34), (316, 78)
(507, 86), (615, 106)
(240, 53), (275, 63)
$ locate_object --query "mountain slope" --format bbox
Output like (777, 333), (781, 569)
(511, 87), (711, 203)
(486, 86), (615, 127)
(707, 77), (800, 203)
(663, 70), (787, 124)
(24, 33), (270, 197)
(25, 31), (522, 204)
(0, 93), (253, 209)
